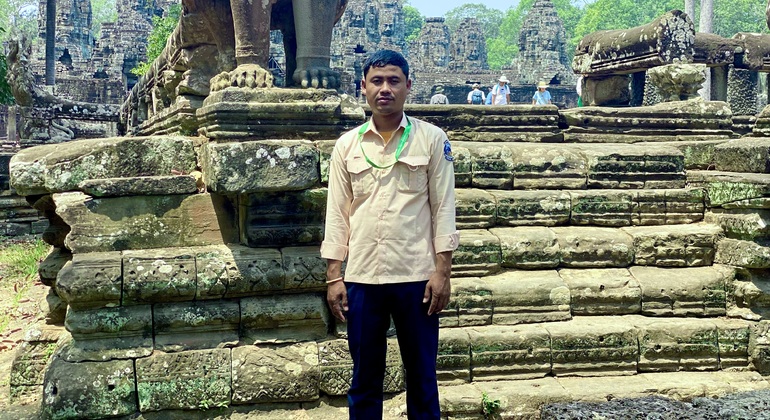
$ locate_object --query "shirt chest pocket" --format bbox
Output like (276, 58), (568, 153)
(396, 155), (430, 192)
(346, 158), (375, 197)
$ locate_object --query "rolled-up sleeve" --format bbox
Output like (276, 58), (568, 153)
(428, 131), (459, 254)
(320, 144), (352, 261)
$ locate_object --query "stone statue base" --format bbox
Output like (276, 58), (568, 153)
(133, 95), (203, 137)
(197, 87), (364, 141)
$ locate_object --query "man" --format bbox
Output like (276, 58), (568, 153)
(532, 80), (552, 105)
(429, 86), (449, 104)
(322, 49), (459, 420)
(466, 83), (485, 105)
(491, 75), (510, 105)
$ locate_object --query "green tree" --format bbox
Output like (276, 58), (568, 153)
(0, 0), (37, 44)
(444, 3), (505, 42)
(0, 27), (13, 105)
(130, 3), (181, 76)
(91, 0), (118, 40)
(403, 4), (424, 43)
(486, 0), (582, 70)
(712, 0), (768, 37)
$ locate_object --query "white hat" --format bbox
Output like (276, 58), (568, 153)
(498, 75), (510, 83)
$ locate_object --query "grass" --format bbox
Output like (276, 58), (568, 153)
(0, 238), (51, 335)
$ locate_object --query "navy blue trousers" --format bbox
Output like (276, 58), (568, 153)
(346, 281), (440, 420)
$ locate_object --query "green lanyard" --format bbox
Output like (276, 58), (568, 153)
(358, 117), (412, 169)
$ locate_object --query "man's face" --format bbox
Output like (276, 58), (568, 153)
(362, 64), (412, 117)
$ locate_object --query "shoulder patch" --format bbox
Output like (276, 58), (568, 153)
(443, 139), (454, 162)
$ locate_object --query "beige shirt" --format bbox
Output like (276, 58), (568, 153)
(320, 114), (459, 284)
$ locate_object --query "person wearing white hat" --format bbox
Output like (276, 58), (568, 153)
(491, 76), (511, 105)
(532, 81), (552, 105)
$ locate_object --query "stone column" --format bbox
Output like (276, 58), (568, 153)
(8, 106), (16, 143)
(630, 71), (646, 107)
(727, 65), (759, 116)
(711, 67), (728, 101)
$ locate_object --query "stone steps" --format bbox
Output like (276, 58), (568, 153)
(453, 223), (723, 276)
(437, 316), (753, 384)
(456, 187), (705, 228)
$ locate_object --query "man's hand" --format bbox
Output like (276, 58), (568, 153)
(327, 281), (348, 322)
(423, 271), (451, 316)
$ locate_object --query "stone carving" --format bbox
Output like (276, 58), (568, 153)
(646, 63), (706, 102)
(573, 10), (695, 76)
(6, 37), (119, 144)
(411, 17), (452, 72)
(449, 18), (489, 73)
(509, 0), (575, 86)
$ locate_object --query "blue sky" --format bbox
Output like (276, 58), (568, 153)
(406, 0), (520, 17)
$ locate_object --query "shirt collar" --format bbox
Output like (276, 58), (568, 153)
(365, 113), (409, 136)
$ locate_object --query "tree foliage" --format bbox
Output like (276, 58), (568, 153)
(0, 27), (13, 105)
(91, 0), (118, 40)
(0, 0), (37, 44)
(403, 4), (424, 43)
(130, 3), (181, 76)
(444, 3), (505, 42)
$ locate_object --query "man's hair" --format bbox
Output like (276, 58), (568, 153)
(363, 50), (410, 79)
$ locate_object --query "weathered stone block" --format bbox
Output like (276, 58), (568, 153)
(452, 229), (501, 277)
(632, 190), (667, 225)
(38, 247), (71, 287)
(241, 189), (326, 247)
(582, 144), (685, 189)
(716, 239), (770, 269)
(544, 317), (638, 376)
(53, 192), (238, 253)
(282, 246), (327, 292)
(154, 300), (240, 352)
(61, 305), (153, 362)
(203, 140), (319, 194)
(136, 349), (231, 412)
(41, 358), (137, 419)
(581, 75), (631, 106)
(511, 144), (588, 190)
(455, 189), (496, 229)
(10, 327), (61, 401)
(714, 138), (770, 173)
(78, 175), (199, 197)
(319, 338), (404, 394)
(240, 294), (329, 343)
(633, 317), (719, 372)
(466, 143), (514, 189)
(123, 248), (197, 305)
(687, 171), (770, 206)
(468, 324), (551, 381)
(728, 269), (770, 320)
(452, 144), (473, 188)
(491, 227), (559, 269)
(664, 188), (706, 224)
(55, 251), (121, 310)
(559, 268), (641, 315)
(632, 266), (727, 317)
(437, 329), (471, 384)
(450, 277), (493, 327)
(570, 190), (634, 226)
(490, 190), (571, 227)
(749, 320), (770, 374)
(194, 245), (284, 299)
(232, 343), (319, 403)
(315, 140), (335, 185)
(714, 318), (751, 370)
(648, 140), (726, 170)
(10, 136), (197, 196)
(484, 270), (571, 325)
(623, 224), (722, 267)
(553, 227), (634, 268)
(705, 209), (770, 241)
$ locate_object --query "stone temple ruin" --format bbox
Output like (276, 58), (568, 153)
(6, 1), (770, 419)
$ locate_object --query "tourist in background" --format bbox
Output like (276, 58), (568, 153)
(429, 86), (449, 104)
(467, 83), (485, 104)
(532, 81), (552, 105)
(576, 75), (584, 107)
(485, 86), (493, 105)
(491, 76), (511, 105)
(323, 49), (458, 420)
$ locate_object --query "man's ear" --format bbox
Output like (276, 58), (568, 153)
(361, 79), (367, 97)
(406, 78), (412, 90)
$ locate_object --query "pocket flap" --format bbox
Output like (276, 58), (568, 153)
(346, 158), (372, 174)
(397, 155), (430, 167)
